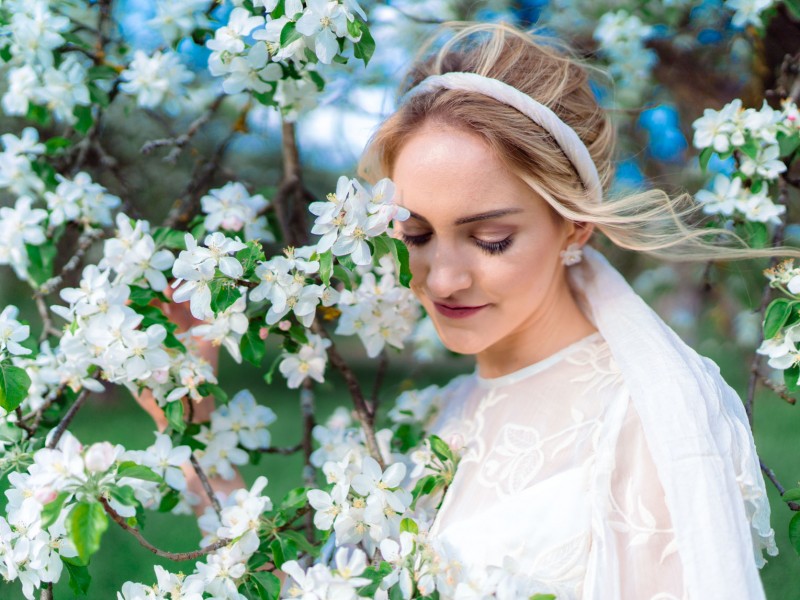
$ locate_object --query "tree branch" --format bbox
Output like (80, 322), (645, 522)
(46, 389), (91, 449)
(36, 228), (105, 296)
(190, 453), (223, 518)
(760, 459), (800, 511)
(100, 497), (231, 559)
(256, 443), (303, 454)
(141, 94), (226, 163)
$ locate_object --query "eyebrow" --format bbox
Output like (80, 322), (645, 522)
(407, 208), (523, 226)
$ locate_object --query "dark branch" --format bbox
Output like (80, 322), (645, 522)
(100, 497), (231, 559)
(46, 389), (91, 449)
(190, 453), (223, 518)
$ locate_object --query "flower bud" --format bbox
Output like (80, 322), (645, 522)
(85, 442), (116, 473)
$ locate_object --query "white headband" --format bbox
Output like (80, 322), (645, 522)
(403, 72), (603, 203)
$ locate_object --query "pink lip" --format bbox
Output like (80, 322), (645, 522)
(433, 302), (489, 319)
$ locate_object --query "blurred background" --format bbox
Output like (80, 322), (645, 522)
(1, 0), (800, 597)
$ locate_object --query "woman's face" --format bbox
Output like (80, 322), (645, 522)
(391, 123), (577, 357)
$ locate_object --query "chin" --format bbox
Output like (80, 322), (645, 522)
(434, 326), (494, 356)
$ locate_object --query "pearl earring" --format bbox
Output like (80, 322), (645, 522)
(560, 243), (583, 266)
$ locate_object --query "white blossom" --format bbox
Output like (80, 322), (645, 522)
(120, 50), (194, 114)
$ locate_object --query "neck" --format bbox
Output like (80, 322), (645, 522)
(475, 272), (597, 379)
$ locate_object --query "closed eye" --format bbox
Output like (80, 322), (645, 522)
(400, 232), (514, 255)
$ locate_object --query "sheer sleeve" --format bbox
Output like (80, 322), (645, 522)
(607, 399), (687, 600)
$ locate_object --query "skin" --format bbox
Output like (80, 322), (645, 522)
(391, 122), (597, 379)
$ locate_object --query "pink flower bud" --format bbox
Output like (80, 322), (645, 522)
(34, 487), (58, 505)
(221, 216), (244, 231)
(85, 442), (116, 473)
(278, 320), (292, 331)
(152, 367), (169, 384)
(259, 327), (269, 340)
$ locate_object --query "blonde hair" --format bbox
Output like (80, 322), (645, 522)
(358, 22), (798, 262)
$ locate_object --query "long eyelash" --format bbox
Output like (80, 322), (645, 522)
(476, 237), (513, 255)
(400, 233), (431, 246)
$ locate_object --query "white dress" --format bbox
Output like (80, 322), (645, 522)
(426, 332), (689, 599)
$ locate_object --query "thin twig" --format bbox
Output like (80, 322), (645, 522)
(35, 294), (61, 342)
(46, 389), (91, 449)
(190, 453), (223, 518)
(760, 459), (800, 511)
(15, 408), (36, 439)
(141, 94), (226, 163)
(100, 497), (231, 559)
(310, 322), (385, 469)
(36, 228), (105, 296)
(39, 583), (53, 600)
(757, 369), (796, 404)
(300, 380), (316, 541)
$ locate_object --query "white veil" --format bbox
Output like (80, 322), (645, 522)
(568, 246), (778, 598)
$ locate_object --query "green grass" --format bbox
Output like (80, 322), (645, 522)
(1, 341), (798, 598)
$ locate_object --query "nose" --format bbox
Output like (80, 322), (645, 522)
(421, 240), (473, 300)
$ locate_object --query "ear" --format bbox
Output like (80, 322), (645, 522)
(563, 220), (595, 248)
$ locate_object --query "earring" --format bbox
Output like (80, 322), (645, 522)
(560, 243), (583, 266)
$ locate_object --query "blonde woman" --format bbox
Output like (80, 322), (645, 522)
(358, 22), (784, 600)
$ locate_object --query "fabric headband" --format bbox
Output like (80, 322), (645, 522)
(402, 71), (603, 203)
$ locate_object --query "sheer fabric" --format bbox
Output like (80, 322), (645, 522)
(425, 333), (702, 598)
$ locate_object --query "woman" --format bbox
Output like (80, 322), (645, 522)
(356, 22), (781, 600)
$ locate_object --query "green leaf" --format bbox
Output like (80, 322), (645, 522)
(26, 242), (57, 286)
(530, 595), (557, 600)
(62, 555), (92, 596)
(73, 105), (94, 135)
(108, 485), (138, 509)
(390, 238), (412, 287)
(410, 474), (438, 505)
(210, 279), (242, 314)
(62, 31), (93, 50)
(26, 103), (51, 125)
(116, 461), (164, 483)
(783, 487), (800, 502)
(332, 264), (355, 289)
(128, 286), (162, 307)
(289, 324), (309, 345)
(763, 298), (795, 339)
(698, 147), (713, 172)
(87, 65), (120, 80)
(784, 365), (800, 392)
(197, 382), (229, 404)
(250, 571), (281, 600)
(739, 139), (759, 160)
(237, 241), (266, 279)
(790, 512), (800, 556)
(400, 517), (418, 534)
(0, 45), (13, 63)
(0, 361), (32, 412)
(353, 25), (375, 66)
(347, 18), (362, 40)
(88, 82), (110, 108)
(269, 538), (285, 568)
(164, 400), (186, 433)
(307, 69), (325, 91)
(241, 321), (266, 367)
(428, 434), (454, 463)
(158, 488), (181, 512)
(320, 250), (333, 286)
(68, 501), (109, 563)
(281, 529), (319, 556)
(45, 136), (73, 155)
(41, 492), (70, 529)
(356, 563), (393, 597)
(280, 21), (303, 47)
(152, 227), (188, 250)
(778, 131), (800, 158)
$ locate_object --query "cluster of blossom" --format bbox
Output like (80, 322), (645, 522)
(592, 10), (656, 106)
(119, 50), (195, 114)
(725, 0), (776, 29)
(200, 181), (274, 242)
(206, 1), (367, 116)
(251, 245), (331, 327)
(100, 213), (176, 291)
(756, 325), (800, 374)
(387, 384), (447, 426)
(692, 99), (798, 223)
(171, 231), (247, 320)
(281, 546), (372, 599)
(142, 334), (219, 408)
(335, 255), (420, 358)
(279, 331), (332, 388)
(310, 176), (410, 266)
(192, 288), (250, 364)
(119, 477), (273, 600)
(45, 171), (122, 228)
(0, 0), (93, 124)
(192, 389), (278, 479)
(1, 431), (190, 599)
